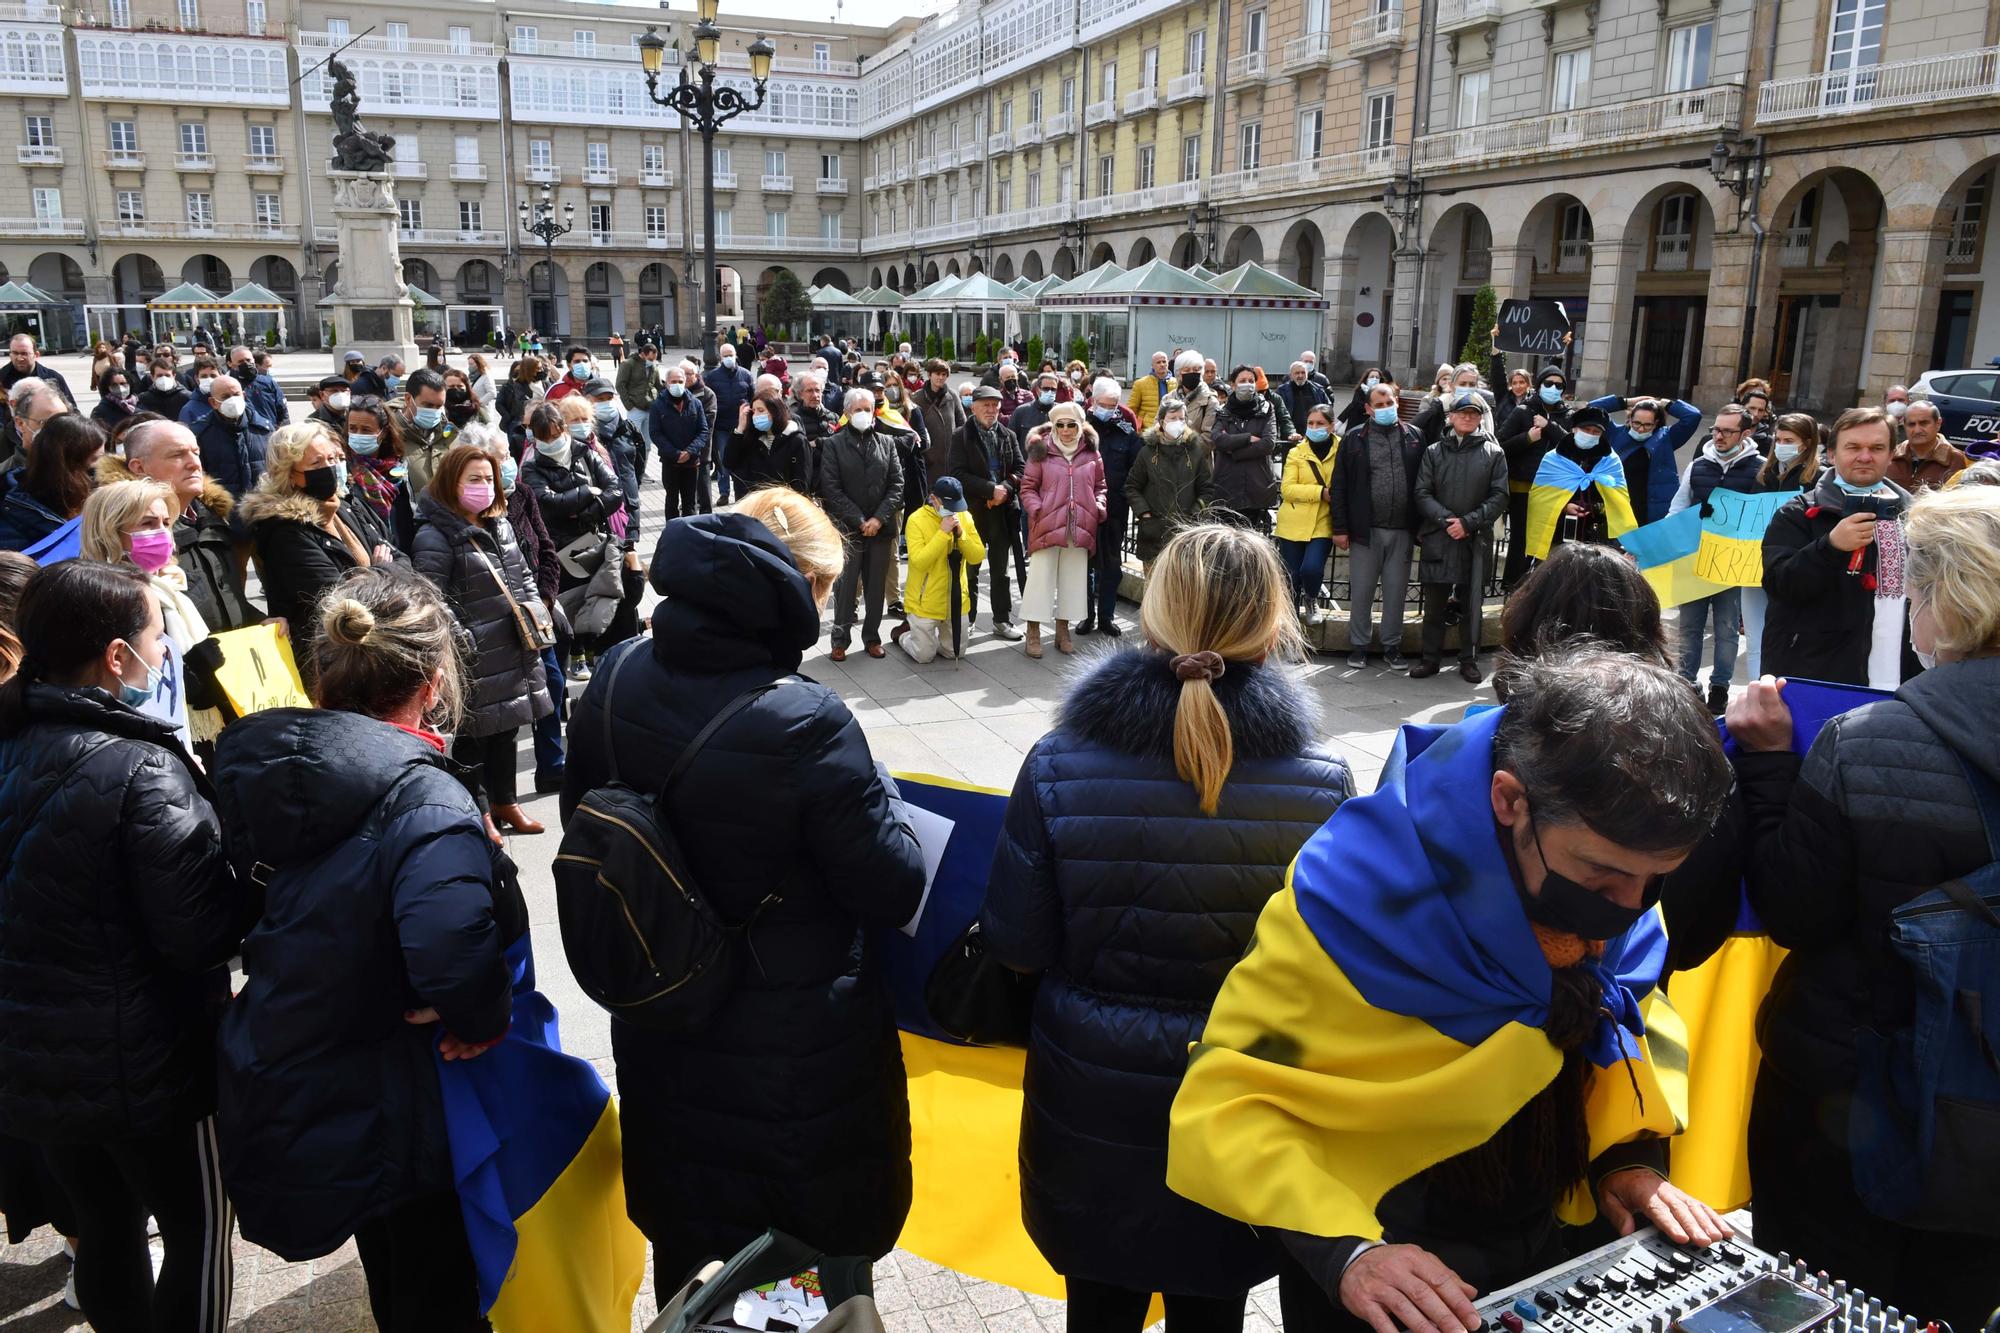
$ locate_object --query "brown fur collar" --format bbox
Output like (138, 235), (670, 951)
(98, 451), (236, 520)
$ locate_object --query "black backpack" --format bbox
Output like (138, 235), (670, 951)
(555, 645), (791, 1032)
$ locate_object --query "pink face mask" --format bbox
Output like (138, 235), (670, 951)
(460, 482), (495, 513)
(128, 527), (175, 573)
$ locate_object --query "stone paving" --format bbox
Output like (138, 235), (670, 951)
(0, 369), (1665, 1332)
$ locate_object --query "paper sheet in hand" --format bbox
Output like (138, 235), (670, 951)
(896, 801), (956, 937)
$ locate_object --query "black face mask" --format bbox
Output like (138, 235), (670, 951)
(1520, 814), (1662, 940)
(1179, 372), (1202, 392)
(300, 464), (341, 502)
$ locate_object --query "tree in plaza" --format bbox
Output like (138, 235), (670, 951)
(762, 269), (813, 344)
(943, 336), (956, 361)
(1459, 285), (1499, 368)
(973, 332), (990, 365)
(925, 330), (942, 359)
(1025, 334), (1045, 372)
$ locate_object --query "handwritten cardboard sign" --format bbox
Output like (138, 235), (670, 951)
(1494, 298), (1572, 357)
(210, 623), (312, 716)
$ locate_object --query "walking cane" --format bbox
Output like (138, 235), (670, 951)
(948, 546), (963, 668)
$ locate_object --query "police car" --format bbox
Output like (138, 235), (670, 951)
(1913, 368), (2000, 444)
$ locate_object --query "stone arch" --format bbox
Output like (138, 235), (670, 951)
(1613, 183), (1720, 396)
(1328, 212), (1398, 376)
(992, 252), (1016, 282)
(1916, 152), (2000, 376)
(454, 259), (502, 302)
(1420, 202), (1494, 372)
(715, 265), (744, 321)
(1021, 250), (1045, 281)
(401, 257), (438, 294)
(582, 261), (625, 339)
(181, 254), (230, 291)
(637, 262), (677, 335)
(945, 258), (961, 278)
(1168, 232), (1203, 268)
(869, 266), (883, 288)
(527, 259), (572, 337)
(967, 255), (984, 275)
(1127, 236), (1156, 266)
(25, 252), (82, 349)
(1222, 225), (1263, 267)
(1089, 241), (1116, 268)
(922, 260), (941, 284)
(813, 267), (851, 290)
(901, 262), (918, 289)
(113, 253), (165, 307)
(1278, 218), (1325, 291)
(1051, 247), (1076, 279)
(1745, 166), (1887, 413)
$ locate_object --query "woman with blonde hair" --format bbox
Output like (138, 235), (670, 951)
(980, 522), (1354, 1331)
(82, 477), (230, 746)
(1019, 401), (1106, 657)
(560, 489), (925, 1300)
(239, 422), (402, 685)
(1726, 481), (2000, 1331)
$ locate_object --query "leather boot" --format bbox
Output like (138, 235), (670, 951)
(1054, 620), (1074, 654)
(481, 812), (505, 845)
(1024, 622), (1043, 659)
(492, 803), (545, 835)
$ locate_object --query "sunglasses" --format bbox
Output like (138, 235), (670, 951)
(1053, 421), (1081, 430)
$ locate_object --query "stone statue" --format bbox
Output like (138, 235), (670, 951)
(328, 58), (396, 173)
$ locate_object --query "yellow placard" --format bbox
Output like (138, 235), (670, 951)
(211, 623), (312, 716)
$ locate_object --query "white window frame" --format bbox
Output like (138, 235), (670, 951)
(1097, 154), (1114, 195)
(459, 199), (483, 232)
(587, 140), (610, 171)
(1136, 143), (1155, 190)
(529, 138), (552, 169)
(1664, 21), (1713, 92)
(184, 190), (213, 227)
(1296, 107), (1322, 161)
(1238, 120), (1261, 171)
(1181, 133), (1201, 182)
(248, 123), (276, 159)
(178, 120), (206, 155)
(244, 0), (264, 34)
(109, 119), (137, 153)
(116, 188), (143, 223)
(1244, 8), (1266, 54)
(1364, 91), (1395, 150)
(573, 29), (595, 56)
(1550, 48), (1591, 113)
(590, 203), (611, 236)
(1455, 69), (1490, 127)
(385, 21), (408, 49)
(176, 0), (199, 28)
(1100, 61), (1116, 102)
(713, 206), (732, 241)
(23, 114), (52, 148)
(254, 192), (280, 227)
(32, 186), (61, 222)
(397, 198), (421, 231)
(644, 143), (665, 172)
(1185, 27), (1206, 75)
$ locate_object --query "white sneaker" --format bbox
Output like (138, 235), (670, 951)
(993, 621), (1025, 641)
(63, 1265), (78, 1311)
(1306, 606), (1329, 626)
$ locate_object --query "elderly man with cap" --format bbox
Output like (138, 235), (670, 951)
(892, 475), (986, 664)
(307, 375), (351, 433)
(947, 385), (1027, 639)
(1496, 365), (1575, 587)
(1411, 392), (1510, 683)
(186, 372), (271, 499)
(586, 376), (646, 538)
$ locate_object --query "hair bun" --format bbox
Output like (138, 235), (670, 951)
(323, 597), (375, 646)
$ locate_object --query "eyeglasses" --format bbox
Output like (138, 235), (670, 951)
(1053, 422), (1081, 431)
(1713, 426), (1744, 437)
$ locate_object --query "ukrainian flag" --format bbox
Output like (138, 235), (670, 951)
(1617, 507), (1730, 609)
(1524, 449), (1639, 562)
(434, 936), (647, 1333)
(1166, 707), (1688, 1241)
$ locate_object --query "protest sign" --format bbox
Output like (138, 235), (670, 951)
(210, 623), (312, 716)
(1494, 298), (1572, 357)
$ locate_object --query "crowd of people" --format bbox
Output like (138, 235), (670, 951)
(0, 321), (1995, 1333)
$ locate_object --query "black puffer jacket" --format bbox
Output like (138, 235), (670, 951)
(211, 708), (518, 1260)
(1735, 658), (2000, 1096)
(240, 486), (402, 685)
(522, 442), (623, 553)
(1761, 472), (1923, 687)
(410, 493), (553, 738)
(561, 513), (925, 1285)
(1209, 393), (1279, 515)
(0, 685), (240, 1143)
(979, 650), (1353, 1295)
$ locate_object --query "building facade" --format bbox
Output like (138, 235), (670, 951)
(0, 0), (1995, 412)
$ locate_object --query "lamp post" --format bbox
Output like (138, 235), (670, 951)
(638, 7), (774, 368)
(517, 182), (574, 337)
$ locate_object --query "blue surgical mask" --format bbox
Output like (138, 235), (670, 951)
(594, 402), (622, 425)
(1038, 390), (1056, 406)
(383, 375), (401, 394)
(959, 393), (973, 408)
(1627, 427), (1654, 442)
(1092, 406), (1118, 422)
(667, 382), (686, 398)
(1835, 474), (1886, 496)
(114, 639), (161, 708)
(500, 458), (519, 490)
(721, 355), (737, 370)
(1539, 384), (1562, 404)
(412, 405), (443, 430)
(1371, 405), (1399, 426)
(751, 413), (772, 433)
(568, 421), (594, 440)
(1305, 426), (1331, 444)
(347, 433), (379, 457)
(1573, 431), (1603, 450)
(1774, 442), (1801, 466)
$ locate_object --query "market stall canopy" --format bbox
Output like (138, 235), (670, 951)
(1076, 259), (1225, 299)
(148, 282), (224, 309)
(940, 274), (1018, 305)
(901, 275), (971, 307)
(810, 285), (864, 307)
(1039, 261), (1126, 297)
(220, 282), (290, 309)
(319, 284), (441, 308)
(1007, 275), (1065, 302)
(1207, 262), (1325, 301)
(1186, 263), (1221, 284)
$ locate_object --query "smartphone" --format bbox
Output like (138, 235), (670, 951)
(1847, 494), (1904, 521)
(1673, 1275), (1836, 1333)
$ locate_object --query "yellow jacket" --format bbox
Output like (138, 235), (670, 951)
(1274, 437), (1338, 541)
(903, 503), (986, 623)
(1129, 373), (1169, 431)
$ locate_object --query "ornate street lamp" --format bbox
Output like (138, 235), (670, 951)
(638, 14), (774, 367)
(518, 183), (575, 332)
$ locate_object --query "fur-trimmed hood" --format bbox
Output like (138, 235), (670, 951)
(1057, 646), (1321, 763)
(237, 480), (333, 528)
(98, 452), (235, 520)
(1024, 420), (1100, 462)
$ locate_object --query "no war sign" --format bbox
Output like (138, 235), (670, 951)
(1495, 298), (1573, 357)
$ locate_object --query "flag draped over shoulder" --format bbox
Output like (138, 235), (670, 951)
(434, 936), (647, 1333)
(1525, 450), (1639, 561)
(1165, 707), (1687, 1242)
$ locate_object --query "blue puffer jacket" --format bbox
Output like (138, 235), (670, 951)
(562, 512), (925, 1283)
(980, 649), (1353, 1296)
(210, 707), (518, 1260)
(186, 400), (272, 498)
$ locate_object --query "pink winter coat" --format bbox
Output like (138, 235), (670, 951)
(1022, 423), (1108, 555)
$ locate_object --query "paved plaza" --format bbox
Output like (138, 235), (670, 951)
(0, 371), (1516, 1330)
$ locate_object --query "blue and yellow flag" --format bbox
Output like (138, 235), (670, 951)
(435, 937), (647, 1333)
(1616, 489), (1800, 607)
(1165, 707), (1687, 1241)
(1525, 449), (1639, 561)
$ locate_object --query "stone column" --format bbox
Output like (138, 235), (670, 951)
(1322, 249), (1357, 380)
(1866, 225), (1950, 403)
(1825, 229), (1881, 411)
(1485, 245), (1536, 382)
(1696, 231), (1756, 407)
(1577, 233), (1641, 392)
(1389, 245), (1425, 382)
(324, 171), (418, 369)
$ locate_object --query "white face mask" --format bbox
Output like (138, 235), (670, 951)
(1162, 419), (1186, 439)
(196, 376), (215, 395)
(850, 410), (875, 432)
(153, 375), (175, 393)
(216, 396), (246, 420)
(1886, 400), (1909, 419)
(327, 391), (351, 412)
(1912, 597), (1938, 671)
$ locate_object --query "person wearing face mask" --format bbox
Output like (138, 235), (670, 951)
(137, 354), (193, 421)
(1125, 397), (1217, 575)
(1723, 484), (2000, 1333)
(996, 363), (1033, 419)
(1211, 365), (1281, 535)
(545, 347), (597, 403)
(1336, 367), (1392, 432)
(1538, 404), (1629, 558)
(1082, 379), (1141, 636)
(174, 355), (219, 406)
(1412, 364), (1495, 448)
(585, 378), (646, 540)
(1170, 648), (1736, 1333)
(820, 388), (905, 661)
(1664, 406), (1768, 711)
(240, 423), (402, 687)
(348, 355), (401, 401)
(237, 347), (288, 430)
(338, 397), (405, 528)
(0, 558), (243, 1333)
(724, 390), (809, 493)
(1016, 404), (1105, 659)
(562, 490), (924, 1299)
(110, 419), (262, 633)
(1276, 405), (1341, 626)
(412, 443), (554, 840)
(1408, 394), (1510, 683)
(93, 367), (139, 431)
(308, 375), (353, 434)
(1579, 392), (1704, 524)
(1008, 372), (1064, 438)
(1329, 383), (1425, 671)
(704, 344), (756, 504)
(1171, 350), (1221, 443)
(1497, 367), (1575, 586)
(855, 371), (929, 619)
(184, 373), (271, 501)
(1761, 406), (1922, 688)
(397, 368), (457, 493)
(82, 478), (230, 748)
(1742, 414), (1822, 678)
(649, 365), (712, 522)
(946, 387), (1028, 640)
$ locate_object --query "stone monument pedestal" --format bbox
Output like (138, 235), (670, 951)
(326, 169), (419, 370)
